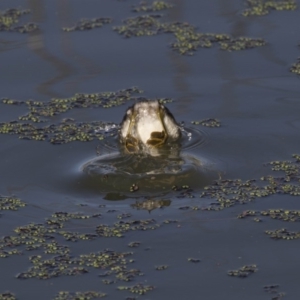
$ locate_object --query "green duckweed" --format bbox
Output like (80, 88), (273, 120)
(228, 264), (258, 278)
(155, 265), (168, 270)
(242, 0), (297, 16)
(117, 284), (155, 295)
(265, 228), (300, 240)
(263, 285), (285, 299)
(133, 1), (173, 12)
(191, 118), (221, 127)
(131, 199), (171, 211)
(0, 292), (16, 300)
(290, 57), (300, 75)
(63, 17), (112, 32)
(2, 87), (143, 123)
(201, 153), (300, 211)
(53, 291), (106, 300)
(0, 8), (38, 33)
(113, 15), (265, 55)
(0, 196), (26, 211)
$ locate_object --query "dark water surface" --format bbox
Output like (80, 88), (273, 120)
(1, 1), (300, 299)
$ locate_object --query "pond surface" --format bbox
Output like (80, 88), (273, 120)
(0, 1), (300, 299)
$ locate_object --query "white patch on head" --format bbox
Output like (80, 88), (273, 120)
(120, 100), (180, 147)
(133, 101), (163, 144)
(137, 118), (164, 144)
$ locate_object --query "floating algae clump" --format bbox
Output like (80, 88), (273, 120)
(0, 8), (38, 33)
(227, 264), (258, 278)
(113, 15), (266, 55)
(218, 37), (265, 51)
(53, 291), (106, 300)
(133, 1), (173, 12)
(290, 57), (300, 75)
(63, 17), (112, 32)
(16, 250), (136, 280)
(117, 284), (155, 295)
(2, 87), (143, 123)
(242, 0), (297, 16)
(201, 154), (300, 210)
(0, 292), (16, 300)
(0, 196), (26, 211)
(96, 219), (160, 238)
(0, 206), (174, 291)
(0, 87), (149, 144)
(155, 265), (168, 270)
(131, 199), (171, 211)
(200, 179), (271, 210)
(0, 120), (116, 144)
(191, 118), (221, 127)
(260, 209), (300, 222)
(265, 228), (300, 240)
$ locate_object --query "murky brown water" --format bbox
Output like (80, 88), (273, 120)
(1, 1), (300, 299)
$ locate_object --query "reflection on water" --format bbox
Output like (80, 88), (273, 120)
(74, 127), (217, 198)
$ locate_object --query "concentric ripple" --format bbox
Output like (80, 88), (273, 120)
(73, 126), (218, 198)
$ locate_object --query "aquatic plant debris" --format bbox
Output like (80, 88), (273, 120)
(290, 57), (300, 75)
(0, 87), (139, 144)
(0, 8), (38, 33)
(191, 119), (221, 127)
(2, 87), (143, 123)
(263, 285), (285, 299)
(0, 207), (175, 296)
(132, 1), (173, 12)
(265, 228), (300, 240)
(155, 265), (168, 270)
(242, 0), (297, 16)
(63, 17), (112, 32)
(53, 291), (106, 300)
(200, 153), (300, 211)
(227, 264), (258, 278)
(0, 292), (16, 300)
(0, 196), (26, 211)
(131, 199), (171, 211)
(117, 284), (155, 295)
(113, 14), (265, 55)
(0, 88), (178, 145)
(0, 120), (117, 144)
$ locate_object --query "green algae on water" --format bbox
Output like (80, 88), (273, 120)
(117, 284), (155, 295)
(191, 118), (221, 127)
(0, 196), (26, 211)
(227, 264), (258, 278)
(155, 265), (168, 270)
(263, 285), (285, 299)
(133, 1), (173, 12)
(260, 209), (300, 222)
(0, 8), (38, 33)
(53, 291), (106, 300)
(0, 87), (149, 144)
(265, 228), (300, 240)
(113, 15), (265, 55)
(290, 57), (300, 75)
(2, 87), (143, 122)
(201, 154), (300, 210)
(0, 292), (16, 300)
(219, 37), (265, 51)
(63, 17), (112, 32)
(0, 120), (116, 144)
(242, 0), (297, 16)
(131, 199), (171, 211)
